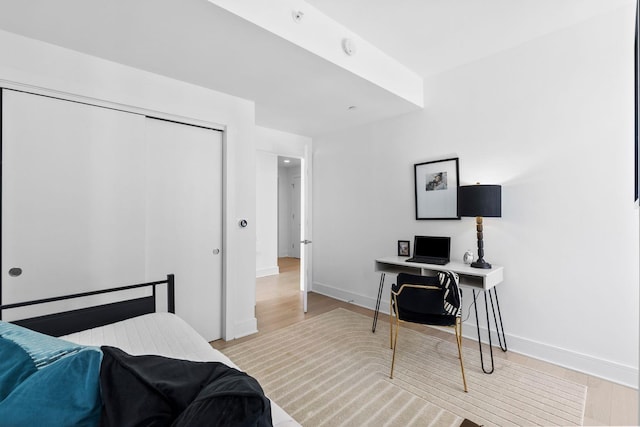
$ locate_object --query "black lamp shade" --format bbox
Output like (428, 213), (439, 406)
(458, 185), (502, 217)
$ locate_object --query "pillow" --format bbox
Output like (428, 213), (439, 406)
(0, 337), (36, 401)
(0, 321), (102, 427)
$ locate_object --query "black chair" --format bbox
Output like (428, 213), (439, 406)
(389, 272), (468, 392)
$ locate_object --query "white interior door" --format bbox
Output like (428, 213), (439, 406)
(300, 154), (312, 313)
(291, 175), (301, 258)
(1, 90), (147, 319)
(144, 118), (223, 341)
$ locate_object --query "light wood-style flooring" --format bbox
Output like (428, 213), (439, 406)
(212, 257), (638, 426)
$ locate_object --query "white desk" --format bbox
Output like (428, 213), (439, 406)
(374, 256), (507, 373)
(375, 256), (503, 290)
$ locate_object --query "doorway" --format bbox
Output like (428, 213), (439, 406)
(254, 156), (303, 326)
(255, 129), (312, 314)
(276, 156), (302, 305)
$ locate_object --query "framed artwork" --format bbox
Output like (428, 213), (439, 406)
(397, 240), (410, 257)
(414, 157), (460, 220)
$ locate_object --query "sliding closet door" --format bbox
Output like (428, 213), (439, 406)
(1, 90), (147, 318)
(144, 118), (223, 342)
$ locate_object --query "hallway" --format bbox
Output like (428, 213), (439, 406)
(254, 257), (304, 334)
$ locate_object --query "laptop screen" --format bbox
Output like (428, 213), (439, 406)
(413, 236), (451, 259)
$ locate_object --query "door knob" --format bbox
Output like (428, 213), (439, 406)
(212, 249), (220, 255)
(8, 268), (22, 277)
(300, 240), (312, 244)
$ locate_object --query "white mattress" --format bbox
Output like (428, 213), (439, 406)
(61, 312), (299, 427)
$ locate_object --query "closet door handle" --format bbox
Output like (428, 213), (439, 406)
(8, 268), (22, 277)
(300, 240), (312, 245)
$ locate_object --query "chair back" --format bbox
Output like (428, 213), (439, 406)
(392, 272), (461, 325)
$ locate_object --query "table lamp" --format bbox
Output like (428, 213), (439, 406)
(458, 184), (501, 269)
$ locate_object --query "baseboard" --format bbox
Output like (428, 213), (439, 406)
(234, 317), (258, 340)
(312, 281), (639, 389)
(479, 328), (639, 389)
(256, 266), (279, 278)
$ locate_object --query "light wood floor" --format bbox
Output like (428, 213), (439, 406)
(212, 257), (638, 426)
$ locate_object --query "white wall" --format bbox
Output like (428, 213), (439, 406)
(312, 5), (638, 387)
(0, 29), (258, 340)
(256, 151), (279, 277)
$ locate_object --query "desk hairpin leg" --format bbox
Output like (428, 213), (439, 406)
(372, 272), (385, 333)
(489, 288), (508, 352)
(472, 288), (508, 374)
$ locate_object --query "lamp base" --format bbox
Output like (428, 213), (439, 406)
(471, 259), (492, 269)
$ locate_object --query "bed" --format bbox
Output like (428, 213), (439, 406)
(0, 274), (299, 427)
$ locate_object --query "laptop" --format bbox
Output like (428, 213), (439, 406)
(406, 236), (451, 265)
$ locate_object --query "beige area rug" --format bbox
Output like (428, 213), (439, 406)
(222, 308), (586, 426)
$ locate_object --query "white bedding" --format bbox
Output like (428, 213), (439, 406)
(61, 312), (299, 427)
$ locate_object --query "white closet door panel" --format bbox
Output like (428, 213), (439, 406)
(2, 90), (146, 315)
(292, 175), (301, 258)
(145, 118), (222, 341)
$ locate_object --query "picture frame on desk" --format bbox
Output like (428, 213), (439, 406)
(397, 240), (410, 257)
(414, 157), (460, 220)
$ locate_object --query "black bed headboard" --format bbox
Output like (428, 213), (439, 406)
(0, 274), (174, 337)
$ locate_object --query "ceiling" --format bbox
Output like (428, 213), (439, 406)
(306, 0), (634, 77)
(0, 0), (633, 137)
